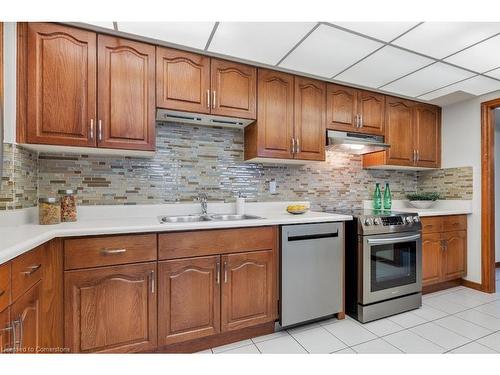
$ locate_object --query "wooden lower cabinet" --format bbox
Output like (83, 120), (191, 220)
(0, 307), (12, 353)
(64, 262), (157, 353)
(421, 215), (467, 288)
(222, 250), (276, 331)
(158, 256), (220, 346)
(11, 282), (42, 353)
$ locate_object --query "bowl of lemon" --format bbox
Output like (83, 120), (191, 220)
(286, 204), (309, 215)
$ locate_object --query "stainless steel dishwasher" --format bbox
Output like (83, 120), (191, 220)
(280, 222), (344, 328)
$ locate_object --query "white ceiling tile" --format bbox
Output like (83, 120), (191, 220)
(208, 22), (316, 65)
(84, 22), (115, 29)
(419, 75), (500, 100)
(331, 22), (419, 42)
(444, 35), (500, 73)
(117, 22), (215, 49)
(335, 46), (433, 88)
(279, 24), (383, 78)
(485, 67), (500, 80)
(381, 63), (475, 97)
(393, 22), (500, 59)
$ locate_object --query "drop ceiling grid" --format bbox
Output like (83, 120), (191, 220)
(94, 21), (500, 101)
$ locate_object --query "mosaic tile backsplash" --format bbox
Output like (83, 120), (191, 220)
(0, 123), (473, 211)
(0, 143), (38, 210)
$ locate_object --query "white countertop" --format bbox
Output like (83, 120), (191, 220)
(0, 202), (352, 264)
(363, 200), (472, 217)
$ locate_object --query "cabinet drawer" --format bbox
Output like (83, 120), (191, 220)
(64, 234), (157, 270)
(0, 263), (10, 312)
(420, 216), (444, 234)
(11, 245), (44, 302)
(443, 215), (467, 232)
(159, 227), (276, 260)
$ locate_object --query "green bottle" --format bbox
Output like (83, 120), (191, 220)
(373, 183), (382, 210)
(383, 182), (392, 210)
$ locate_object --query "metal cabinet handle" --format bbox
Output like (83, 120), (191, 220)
(223, 261), (228, 283)
(212, 91), (216, 109)
(98, 120), (102, 141)
(12, 318), (22, 353)
(416, 150), (420, 162)
(291, 138), (296, 154)
(1, 322), (15, 353)
(359, 115), (363, 128)
(354, 115), (359, 128)
(21, 264), (41, 276)
(150, 270), (155, 294)
(216, 262), (220, 284)
(207, 89), (210, 108)
(90, 119), (94, 140)
(100, 248), (127, 255)
(296, 138), (300, 153)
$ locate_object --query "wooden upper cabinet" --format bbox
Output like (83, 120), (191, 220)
(158, 256), (220, 346)
(294, 77), (326, 161)
(221, 250), (276, 332)
(384, 98), (414, 166)
(156, 47), (210, 113)
(97, 35), (156, 151)
(11, 282), (41, 354)
(414, 104), (441, 168)
(326, 84), (358, 132)
(210, 59), (257, 120)
(64, 263), (157, 353)
(358, 91), (385, 135)
(245, 69), (294, 160)
(26, 23), (97, 147)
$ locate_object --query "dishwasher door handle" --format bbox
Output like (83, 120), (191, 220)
(287, 231), (339, 242)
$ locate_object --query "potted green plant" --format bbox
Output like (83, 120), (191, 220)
(406, 192), (440, 209)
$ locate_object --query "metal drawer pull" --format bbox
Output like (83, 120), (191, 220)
(367, 234), (420, 246)
(100, 248), (127, 255)
(21, 264), (41, 276)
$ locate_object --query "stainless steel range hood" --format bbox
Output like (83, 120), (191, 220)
(326, 130), (390, 155)
(156, 109), (255, 129)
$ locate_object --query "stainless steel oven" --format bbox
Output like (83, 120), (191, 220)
(360, 231), (422, 305)
(342, 210), (423, 323)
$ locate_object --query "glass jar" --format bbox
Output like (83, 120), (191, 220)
(39, 198), (61, 225)
(59, 189), (77, 222)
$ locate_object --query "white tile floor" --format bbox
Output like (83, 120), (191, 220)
(199, 270), (500, 354)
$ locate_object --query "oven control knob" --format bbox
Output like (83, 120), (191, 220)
(413, 216), (420, 223)
(405, 216), (414, 224)
(364, 217), (374, 226)
(373, 217), (382, 225)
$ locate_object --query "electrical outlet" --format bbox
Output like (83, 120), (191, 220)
(269, 179), (277, 194)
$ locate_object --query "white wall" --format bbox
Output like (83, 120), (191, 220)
(496, 109), (500, 263)
(442, 91), (500, 283)
(2, 22), (16, 143)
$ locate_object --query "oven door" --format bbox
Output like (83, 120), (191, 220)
(360, 231), (422, 305)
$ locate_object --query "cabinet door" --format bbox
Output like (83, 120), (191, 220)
(0, 307), (12, 353)
(326, 84), (358, 131)
(443, 231), (467, 280)
(294, 77), (326, 161)
(358, 91), (385, 135)
(158, 256), (220, 346)
(384, 98), (414, 166)
(11, 282), (41, 354)
(97, 35), (156, 151)
(156, 47), (210, 113)
(422, 233), (443, 287)
(414, 104), (441, 168)
(65, 263), (157, 353)
(221, 250), (276, 332)
(26, 23), (96, 147)
(252, 69), (294, 159)
(210, 59), (257, 119)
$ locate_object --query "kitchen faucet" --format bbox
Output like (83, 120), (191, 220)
(197, 193), (208, 215)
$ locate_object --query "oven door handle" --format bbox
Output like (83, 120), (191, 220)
(367, 234), (421, 245)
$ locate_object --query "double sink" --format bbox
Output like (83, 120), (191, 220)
(159, 214), (263, 224)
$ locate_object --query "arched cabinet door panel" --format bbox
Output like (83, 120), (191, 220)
(64, 263), (157, 353)
(422, 233), (443, 286)
(384, 97), (414, 166)
(221, 250), (276, 332)
(326, 83), (358, 131)
(413, 104), (441, 168)
(158, 256), (220, 346)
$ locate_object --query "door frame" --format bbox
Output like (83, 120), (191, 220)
(480, 98), (499, 293)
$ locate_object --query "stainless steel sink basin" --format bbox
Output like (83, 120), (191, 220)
(208, 214), (263, 221)
(158, 213), (263, 224)
(159, 215), (210, 223)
